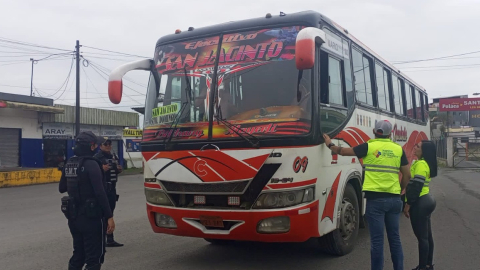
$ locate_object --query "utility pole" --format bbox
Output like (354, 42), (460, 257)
(30, 58), (36, 96)
(75, 40), (81, 136)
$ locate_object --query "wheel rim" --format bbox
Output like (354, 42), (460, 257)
(339, 199), (357, 241)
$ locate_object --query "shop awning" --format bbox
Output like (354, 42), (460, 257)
(0, 100), (64, 114)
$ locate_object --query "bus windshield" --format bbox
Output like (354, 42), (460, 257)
(143, 26), (312, 142)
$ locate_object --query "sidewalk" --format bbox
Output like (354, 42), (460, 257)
(0, 167), (143, 188)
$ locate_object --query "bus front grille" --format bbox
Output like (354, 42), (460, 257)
(160, 180), (250, 194)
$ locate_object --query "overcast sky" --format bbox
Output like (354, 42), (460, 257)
(1, 0), (480, 121)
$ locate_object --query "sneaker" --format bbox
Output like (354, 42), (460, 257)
(106, 240), (124, 247)
(426, 265), (434, 270)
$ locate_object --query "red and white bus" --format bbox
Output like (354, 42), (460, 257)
(108, 10), (429, 255)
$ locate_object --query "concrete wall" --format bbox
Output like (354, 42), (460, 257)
(0, 168), (62, 187)
(0, 108), (42, 139)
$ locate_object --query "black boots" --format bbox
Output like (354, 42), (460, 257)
(106, 233), (124, 247)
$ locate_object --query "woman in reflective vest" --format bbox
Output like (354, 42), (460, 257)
(404, 141), (438, 270)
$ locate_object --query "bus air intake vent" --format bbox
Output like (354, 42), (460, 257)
(160, 180), (250, 194)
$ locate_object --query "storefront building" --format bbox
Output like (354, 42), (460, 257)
(0, 92), (64, 169)
(40, 104), (139, 168)
(123, 128), (143, 168)
(0, 92), (139, 169)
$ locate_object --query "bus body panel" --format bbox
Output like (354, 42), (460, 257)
(143, 106), (429, 242)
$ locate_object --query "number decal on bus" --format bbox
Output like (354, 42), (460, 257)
(293, 156), (308, 173)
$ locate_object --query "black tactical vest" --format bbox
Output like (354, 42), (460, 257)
(65, 156), (99, 206)
(94, 152), (118, 188)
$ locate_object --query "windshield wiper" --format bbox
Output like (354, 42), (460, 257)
(163, 67), (193, 149)
(214, 105), (260, 149)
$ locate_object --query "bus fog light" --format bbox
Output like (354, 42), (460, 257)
(155, 213), (177, 228)
(257, 216), (290, 233)
(194, 195), (206, 205)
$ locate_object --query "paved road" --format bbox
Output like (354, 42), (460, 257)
(1, 168), (479, 270)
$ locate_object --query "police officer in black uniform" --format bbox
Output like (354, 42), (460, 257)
(59, 131), (115, 270)
(94, 138), (124, 247)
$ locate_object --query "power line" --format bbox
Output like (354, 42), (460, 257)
(403, 65), (480, 72)
(0, 44), (58, 54)
(82, 45), (149, 58)
(78, 55), (137, 62)
(81, 64), (110, 104)
(0, 37), (71, 52)
(87, 60), (147, 88)
(38, 55), (75, 99)
(81, 51), (144, 58)
(84, 61), (143, 105)
(392, 50), (480, 64)
(0, 50), (53, 55)
(0, 61), (31, 67)
(87, 61), (146, 96)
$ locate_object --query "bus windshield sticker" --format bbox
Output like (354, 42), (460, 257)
(151, 104), (180, 124)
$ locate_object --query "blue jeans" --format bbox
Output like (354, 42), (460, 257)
(366, 196), (404, 270)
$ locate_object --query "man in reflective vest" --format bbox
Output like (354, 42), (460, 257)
(323, 120), (410, 270)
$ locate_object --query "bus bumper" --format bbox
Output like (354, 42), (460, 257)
(146, 201), (320, 242)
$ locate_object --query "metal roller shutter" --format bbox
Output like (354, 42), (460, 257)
(0, 128), (20, 168)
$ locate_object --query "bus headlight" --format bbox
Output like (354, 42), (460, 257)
(144, 188), (173, 206)
(253, 187), (314, 209)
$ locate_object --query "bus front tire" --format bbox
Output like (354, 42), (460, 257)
(318, 184), (359, 256)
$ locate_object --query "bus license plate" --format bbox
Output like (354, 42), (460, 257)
(199, 215), (224, 228)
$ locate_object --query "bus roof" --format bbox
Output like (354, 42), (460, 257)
(155, 10), (426, 94)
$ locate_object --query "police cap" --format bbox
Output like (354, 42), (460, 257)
(75, 131), (104, 145)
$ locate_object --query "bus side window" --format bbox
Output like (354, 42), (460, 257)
(352, 49), (374, 107)
(424, 93), (429, 121)
(415, 89), (424, 122)
(328, 56), (344, 106)
(405, 82), (414, 119)
(400, 78), (407, 117)
(375, 63), (391, 112)
(392, 74), (404, 116)
(342, 39), (354, 109)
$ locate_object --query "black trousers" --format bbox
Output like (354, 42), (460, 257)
(409, 194), (436, 268)
(106, 189), (117, 243)
(68, 215), (106, 270)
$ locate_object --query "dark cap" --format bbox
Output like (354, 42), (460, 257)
(374, 120), (393, 136)
(75, 131), (104, 145)
(102, 137), (112, 145)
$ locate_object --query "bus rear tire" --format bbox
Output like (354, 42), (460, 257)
(318, 184), (359, 256)
(204, 238), (233, 245)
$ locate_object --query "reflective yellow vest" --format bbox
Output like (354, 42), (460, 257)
(410, 159), (431, 197)
(362, 138), (403, 195)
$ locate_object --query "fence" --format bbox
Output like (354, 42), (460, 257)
(431, 136), (447, 160)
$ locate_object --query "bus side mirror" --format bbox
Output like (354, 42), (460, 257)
(108, 59), (153, 104)
(295, 28), (326, 70)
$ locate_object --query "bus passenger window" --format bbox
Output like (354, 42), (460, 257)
(375, 63), (390, 111)
(328, 56), (343, 106)
(405, 83), (414, 119)
(363, 56), (374, 106)
(415, 89), (423, 121)
(424, 93), (429, 121)
(342, 39), (354, 108)
(392, 75), (404, 116)
(352, 49), (374, 106)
